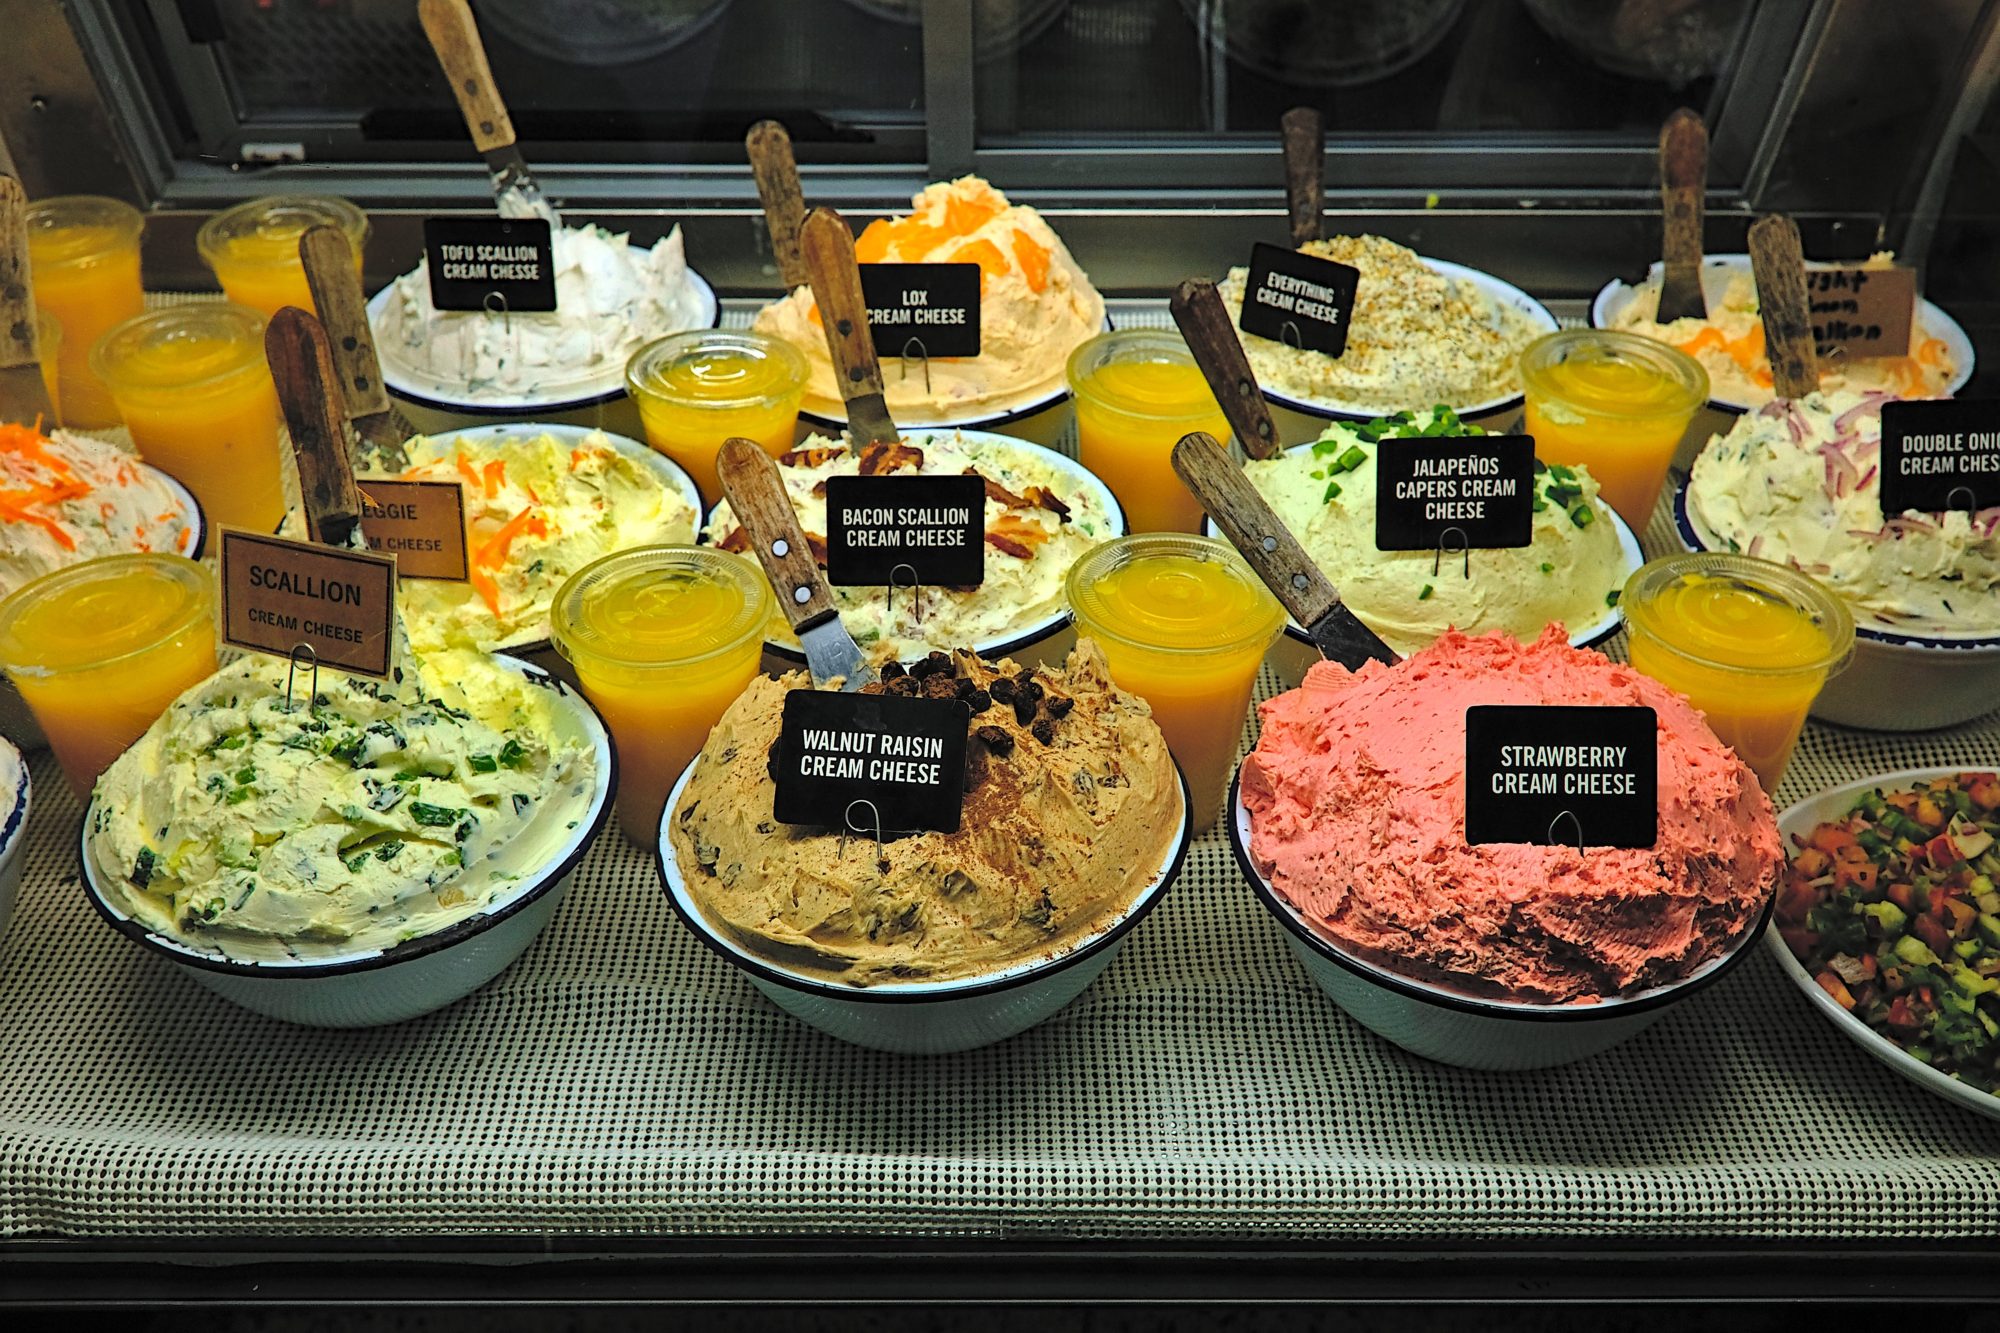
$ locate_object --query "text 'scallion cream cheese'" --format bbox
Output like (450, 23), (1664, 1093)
(86, 645), (596, 961)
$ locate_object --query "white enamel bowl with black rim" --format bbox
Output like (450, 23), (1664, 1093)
(794, 314), (1115, 451)
(1228, 774), (1773, 1070)
(0, 463), (206, 753)
(1673, 478), (2000, 732)
(365, 271), (719, 439)
(407, 423), (704, 665)
(1205, 477), (1643, 691)
(78, 657), (616, 1029)
(0, 737), (31, 941)
(1253, 259), (1558, 436)
(1591, 257), (1975, 414)
(1768, 767), (2000, 1123)
(704, 430), (1126, 675)
(657, 757), (1191, 1054)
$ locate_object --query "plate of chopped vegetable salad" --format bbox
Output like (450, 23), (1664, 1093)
(1772, 767), (2000, 1120)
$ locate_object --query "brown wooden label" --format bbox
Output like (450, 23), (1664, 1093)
(220, 529), (396, 679)
(1807, 264), (1915, 361)
(358, 480), (468, 582)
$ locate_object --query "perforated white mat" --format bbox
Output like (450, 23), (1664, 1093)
(4, 302), (2000, 1241)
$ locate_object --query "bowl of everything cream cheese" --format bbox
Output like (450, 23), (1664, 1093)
(79, 646), (613, 1027)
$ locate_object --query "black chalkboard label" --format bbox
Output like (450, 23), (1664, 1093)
(1879, 399), (2000, 515)
(773, 690), (969, 835)
(858, 262), (982, 357)
(1463, 706), (1658, 849)
(1374, 435), (1535, 552)
(1237, 241), (1359, 358)
(423, 217), (557, 313)
(824, 474), (986, 587)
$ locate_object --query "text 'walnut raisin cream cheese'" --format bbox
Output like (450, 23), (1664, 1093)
(669, 640), (1179, 987)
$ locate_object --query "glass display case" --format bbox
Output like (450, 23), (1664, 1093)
(6, 0), (2000, 1315)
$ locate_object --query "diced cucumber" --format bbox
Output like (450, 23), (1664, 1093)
(1894, 933), (1941, 967)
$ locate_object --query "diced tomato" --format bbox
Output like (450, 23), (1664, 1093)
(1815, 972), (1858, 1009)
(1945, 897), (1979, 937)
(1809, 825), (1861, 855)
(1886, 995), (1921, 1033)
(1915, 796), (1947, 830)
(1833, 860), (1879, 892)
(1887, 881), (1916, 912)
(1969, 778), (2000, 811)
(1913, 912), (1954, 956)
(1792, 847), (1832, 878)
(1776, 877), (1821, 924)
(1925, 833), (1963, 867)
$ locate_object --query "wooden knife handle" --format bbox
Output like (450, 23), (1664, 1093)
(1748, 213), (1820, 400)
(1281, 107), (1324, 249)
(0, 175), (39, 374)
(1172, 431), (1337, 629)
(717, 437), (840, 631)
(299, 224), (393, 423)
(799, 207), (886, 407)
(266, 307), (363, 547)
(746, 119), (809, 289)
(1657, 107), (1708, 317)
(1170, 279), (1280, 460)
(420, 0), (515, 155)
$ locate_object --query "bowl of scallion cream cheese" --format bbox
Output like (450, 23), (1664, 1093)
(79, 645), (612, 1028)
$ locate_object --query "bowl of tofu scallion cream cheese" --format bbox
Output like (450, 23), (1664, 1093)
(79, 644), (613, 1028)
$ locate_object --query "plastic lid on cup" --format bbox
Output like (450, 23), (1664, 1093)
(90, 303), (270, 400)
(196, 194), (370, 268)
(0, 553), (214, 677)
(22, 195), (145, 264)
(625, 330), (808, 412)
(1622, 552), (1855, 678)
(549, 544), (774, 672)
(1066, 533), (1284, 655)
(1519, 328), (1709, 420)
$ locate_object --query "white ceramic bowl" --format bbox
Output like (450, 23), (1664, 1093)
(1207, 472), (1642, 689)
(0, 463), (206, 753)
(1252, 258), (1558, 434)
(1673, 478), (2000, 731)
(365, 270), (719, 438)
(1228, 774), (1771, 1070)
(407, 422), (705, 658)
(793, 314), (1114, 450)
(704, 429), (1126, 674)
(1768, 766), (2000, 1123)
(1590, 256), (1975, 413)
(78, 656), (615, 1028)
(657, 757), (1191, 1054)
(0, 738), (31, 942)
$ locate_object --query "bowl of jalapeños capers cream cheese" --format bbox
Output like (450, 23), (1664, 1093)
(78, 645), (612, 1028)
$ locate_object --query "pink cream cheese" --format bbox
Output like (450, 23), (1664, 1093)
(1240, 626), (1780, 1004)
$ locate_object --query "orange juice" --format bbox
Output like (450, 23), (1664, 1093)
(1068, 330), (1231, 533)
(627, 332), (808, 505)
(91, 304), (288, 533)
(195, 195), (369, 319)
(1623, 554), (1853, 794)
(24, 195), (146, 429)
(0, 554), (216, 800)
(1520, 329), (1708, 529)
(1067, 535), (1283, 832)
(550, 545), (773, 845)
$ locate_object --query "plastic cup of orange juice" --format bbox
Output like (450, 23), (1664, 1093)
(1066, 534), (1284, 832)
(0, 553), (217, 800)
(33, 311), (60, 422)
(91, 304), (288, 534)
(1623, 553), (1854, 795)
(550, 545), (773, 846)
(1067, 330), (1231, 534)
(24, 195), (146, 430)
(1519, 329), (1708, 530)
(196, 194), (369, 320)
(626, 331), (808, 506)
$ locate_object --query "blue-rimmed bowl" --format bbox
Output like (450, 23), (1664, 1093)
(1229, 773), (1772, 1070)
(77, 656), (615, 1028)
(0, 738), (31, 942)
(1673, 477), (2000, 731)
(657, 756), (1190, 1054)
